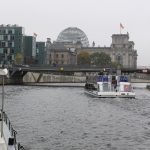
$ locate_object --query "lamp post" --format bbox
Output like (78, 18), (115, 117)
(1, 75), (4, 137)
(0, 68), (8, 137)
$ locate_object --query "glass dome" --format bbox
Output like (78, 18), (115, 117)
(57, 27), (89, 47)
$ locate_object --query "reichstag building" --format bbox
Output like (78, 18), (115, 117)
(46, 27), (137, 68)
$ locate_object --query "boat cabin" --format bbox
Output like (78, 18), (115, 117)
(97, 75), (132, 92)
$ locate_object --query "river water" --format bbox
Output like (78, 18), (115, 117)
(1, 83), (150, 150)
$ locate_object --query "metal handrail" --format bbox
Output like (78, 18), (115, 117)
(0, 111), (25, 150)
(0, 68), (25, 150)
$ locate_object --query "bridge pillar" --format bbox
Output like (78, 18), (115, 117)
(0, 76), (23, 85)
(0, 68), (27, 85)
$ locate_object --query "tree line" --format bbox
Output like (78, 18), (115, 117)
(77, 51), (119, 67)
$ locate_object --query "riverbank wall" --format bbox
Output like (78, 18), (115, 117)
(23, 72), (150, 83)
(1, 72), (150, 85)
(23, 72), (86, 83)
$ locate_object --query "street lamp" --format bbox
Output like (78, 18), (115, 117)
(0, 68), (8, 137)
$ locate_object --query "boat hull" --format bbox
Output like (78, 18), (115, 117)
(84, 90), (135, 98)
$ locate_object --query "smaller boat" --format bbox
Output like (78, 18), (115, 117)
(85, 74), (135, 98)
(0, 68), (25, 150)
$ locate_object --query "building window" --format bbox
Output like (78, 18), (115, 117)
(56, 54), (58, 58)
(11, 49), (14, 53)
(7, 48), (10, 54)
(36, 49), (39, 54)
(116, 54), (123, 65)
(1, 54), (5, 58)
(2, 30), (6, 34)
(12, 29), (15, 34)
(8, 42), (12, 47)
(8, 30), (12, 34)
(7, 55), (12, 61)
(2, 42), (5, 47)
(0, 35), (4, 40)
(12, 55), (14, 61)
(61, 54), (64, 58)
(4, 35), (8, 40)
(61, 61), (64, 64)
(10, 36), (15, 40)
(0, 48), (3, 54)
(4, 48), (7, 54)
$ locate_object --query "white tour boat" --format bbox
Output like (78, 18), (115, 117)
(0, 68), (24, 150)
(85, 74), (135, 98)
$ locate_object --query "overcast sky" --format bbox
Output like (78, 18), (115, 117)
(1, 0), (150, 66)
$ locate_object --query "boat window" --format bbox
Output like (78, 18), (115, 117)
(97, 76), (108, 82)
(103, 83), (110, 92)
(119, 76), (128, 82)
(124, 85), (131, 92)
(98, 85), (100, 92)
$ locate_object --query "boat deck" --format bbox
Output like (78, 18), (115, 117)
(0, 121), (8, 150)
(0, 120), (16, 150)
(0, 137), (7, 150)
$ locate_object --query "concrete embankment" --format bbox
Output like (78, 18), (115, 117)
(23, 72), (86, 83)
(23, 72), (150, 83)
(131, 78), (150, 83)
(23, 82), (85, 87)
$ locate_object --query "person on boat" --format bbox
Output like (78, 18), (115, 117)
(112, 78), (117, 91)
(114, 84), (117, 92)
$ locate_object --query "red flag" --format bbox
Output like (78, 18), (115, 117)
(120, 23), (124, 29)
(33, 33), (37, 37)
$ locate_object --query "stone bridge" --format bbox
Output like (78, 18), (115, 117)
(0, 66), (150, 84)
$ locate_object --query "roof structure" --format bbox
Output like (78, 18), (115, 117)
(57, 27), (89, 47)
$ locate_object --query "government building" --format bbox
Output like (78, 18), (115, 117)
(46, 27), (137, 68)
(0, 25), (138, 67)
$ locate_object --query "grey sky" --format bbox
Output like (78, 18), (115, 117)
(1, 0), (150, 66)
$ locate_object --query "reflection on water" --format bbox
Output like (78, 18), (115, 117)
(1, 83), (150, 150)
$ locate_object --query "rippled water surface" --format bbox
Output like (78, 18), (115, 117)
(1, 84), (150, 150)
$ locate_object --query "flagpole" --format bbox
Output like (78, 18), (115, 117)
(120, 26), (121, 34)
(120, 24), (121, 34)
(120, 23), (124, 34)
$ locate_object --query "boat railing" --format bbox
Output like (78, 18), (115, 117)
(18, 143), (25, 150)
(0, 111), (25, 150)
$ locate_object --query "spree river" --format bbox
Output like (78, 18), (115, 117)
(1, 83), (150, 150)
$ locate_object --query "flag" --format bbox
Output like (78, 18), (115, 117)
(33, 33), (37, 37)
(120, 23), (124, 34)
(120, 23), (124, 29)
